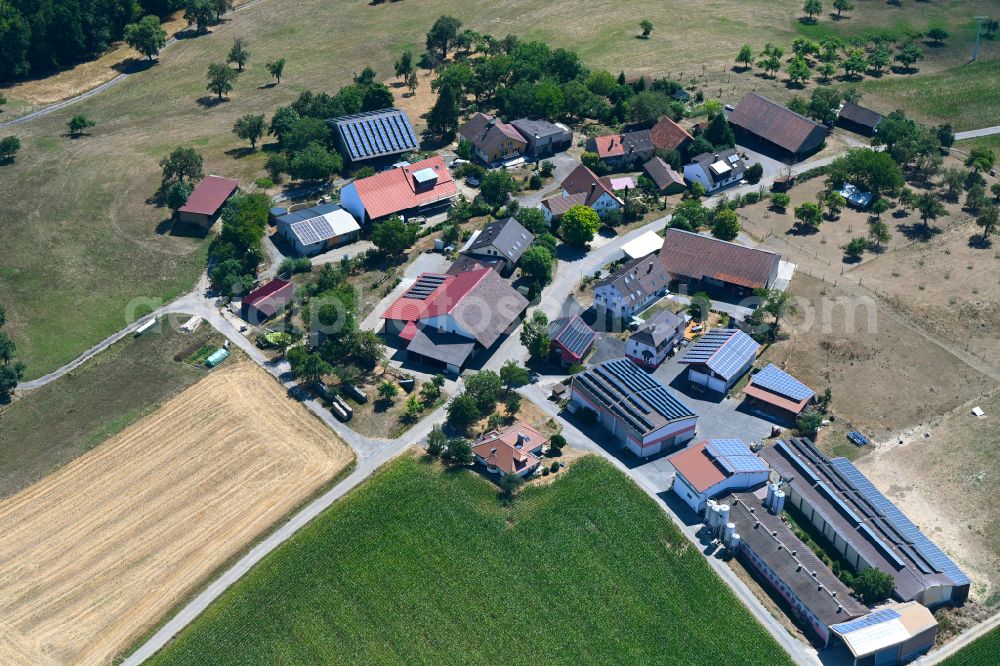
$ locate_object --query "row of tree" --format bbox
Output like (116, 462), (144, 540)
(0, 305), (26, 400)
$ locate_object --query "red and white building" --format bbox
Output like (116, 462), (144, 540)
(472, 422), (549, 478)
(668, 439), (769, 512)
(339, 156), (458, 223)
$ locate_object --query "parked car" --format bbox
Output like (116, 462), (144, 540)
(450, 158), (470, 167)
(407, 215), (427, 225)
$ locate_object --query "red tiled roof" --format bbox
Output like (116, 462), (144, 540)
(243, 278), (293, 317)
(743, 383), (811, 415)
(592, 134), (626, 157)
(459, 112), (526, 155)
(179, 175), (239, 216)
(351, 156), (457, 219)
(399, 320), (418, 341)
(667, 441), (726, 493)
(472, 421), (547, 475)
(659, 229), (781, 290)
(728, 92), (826, 155)
(561, 164), (623, 207)
(541, 192), (587, 216)
(649, 117), (693, 151)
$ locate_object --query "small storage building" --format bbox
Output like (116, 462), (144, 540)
(836, 102), (884, 137)
(742, 363), (815, 423)
(547, 314), (596, 367)
(241, 278), (294, 324)
(679, 328), (760, 394)
(178, 176), (239, 228)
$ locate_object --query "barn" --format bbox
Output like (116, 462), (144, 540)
(177, 176), (239, 228)
(679, 328), (759, 394)
(742, 364), (816, 423)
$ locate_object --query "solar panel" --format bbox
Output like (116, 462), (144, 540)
(751, 364), (815, 401)
(705, 439), (768, 475)
(402, 274), (447, 300)
(331, 109), (418, 161)
(776, 440), (821, 484)
(816, 482), (863, 525)
(831, 608), (900, 633)
(708, 331), (760, 380)
(858, 523), (907, 569)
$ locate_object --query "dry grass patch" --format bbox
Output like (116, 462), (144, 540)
(0, 358), (352, 666)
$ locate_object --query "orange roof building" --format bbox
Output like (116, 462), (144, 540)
(339, 156), (458, 223)
(472, 422), (549, 478)
(668, 439), (769, 512)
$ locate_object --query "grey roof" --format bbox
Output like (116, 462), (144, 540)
(728, 492), (868, 628)
(327, 108), (418, 162)
(510, 118), (571, 141)
(405, 326), (476, 367)
(594, 254), (671, 306)
(572, 358), (696, 436)
(458, 113), (526, 155)
(688, 148), (746, 188)
(838, 102), (883, 130)
(541, 191), (588, 216)
(643, 156), (685, 191)
(446, 255), (505, 275)
(465, 217), (535, 263)
(451, 270), (529, 348)
(759, 438), (970, 602)
(631, 309), (684, 347)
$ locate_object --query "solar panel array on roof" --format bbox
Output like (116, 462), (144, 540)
(751, 364), (815, 402)
(329, 109), (419, 162)
(832, 608), (901, 634)
(816, 481), (863, 525)
(552, 316), (595, 358)
(289, 215), (333, 246)
(403, 274), (448, 301)
(705, 439), (768, 474)
(858, 523), (907, 569)
(830, 458), (970, 586)
(681, 329), (760, 380)
(776, 440), (822, 484)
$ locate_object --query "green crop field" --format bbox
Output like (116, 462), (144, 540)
(0, 315), (217, 499)
(1, 0), (995, 379)
(941, 625), (1000, 666)
(146, 455), (792, 665)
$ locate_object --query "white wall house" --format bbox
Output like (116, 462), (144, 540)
(683, 149), (746, 193)
(668, 440), (770, 513)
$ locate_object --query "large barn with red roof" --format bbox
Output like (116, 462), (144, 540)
(381, 268), (528, 373)
(339, 156), (458, 223)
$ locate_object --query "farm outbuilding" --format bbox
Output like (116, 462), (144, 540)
(273, 203), (360, 256)
(241, 278), (294, 324)
(742, 364), (816, 423)
(547, 314), (596, 367)
(178, 176), (239, 228)
(679, 328), (760, 395)
(659, 229), (782, 297)
(836, 102), (884, 137)
(728, 92), (826, 159)
(327, 108), (419, 165)
(669, 439), (769, 513)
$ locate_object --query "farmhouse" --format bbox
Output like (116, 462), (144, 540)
(759, 438), (971, 607)
(728, 92), (827, 158)
(742, 364), (816, 423)
(570, 357), (698, 457)
(339, 156), (458, 223)
(458, 112), (527, 165)
(177, 175), (239, 228)
(593, 254), (671, 323)
(472, 422), (548, 478)
(649, 116), (694, 153)
(836, 102), (884, 137)
(461, 217), (534, 275)
(830, 602), (937, 666)
(586, 129), (654, 170)
(683, 148), (746, 194)
(273, 203), (360, 256)
(721, 491), (869, 646)
(643, 156), (686, 195)
(626, 309), (685, 369)
(510, 118), (573, 157)
(679, 328), (760, 395)
(660, 228), (782, 296)
(327, 108), (419, 165)
(241, 278), (294, 324)
(540, 164), (623, 223)
(381, 268), (528, 374)
(547, 314), (596, 367)
(668, 439), (769, 513)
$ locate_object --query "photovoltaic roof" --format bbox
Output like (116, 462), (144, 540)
(704, 439), (768, 474)
(329, 108), (418, 161)
(832, 608), (900, 634)
(750, 364), (815, 402)
(548, 316), (596, 358)
(402, 274), (449, 301)
(680, 328), (760, 380)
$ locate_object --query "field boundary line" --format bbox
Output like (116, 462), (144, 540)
(915, 611), (1000, 664)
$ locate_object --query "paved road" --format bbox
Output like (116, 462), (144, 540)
(954, 126), (1000, 141)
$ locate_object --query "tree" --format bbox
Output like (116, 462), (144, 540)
(515, 207), (550, 234)
(426, 15), (462, 58)
(232, 114), (265, 148)
(444, 436), (473, 464)
(817, 62), (837, 83)
(736, 44), (754, 69)
(972, 205), (999, 243)
(549, 434), (566, 455)
(500, 360), (530, 390)
(266, 58), (285, 84)
(867, 46), (891, 74)
(688, 291), (712, 322)
(965, 147), (996, 173)
(479, 169), (517, 209)
(427, 423), (447, 456)
(581, 151), (607, 175)
(704, 113), (735, 148)
(639, 19), (653, 38)
(212, 0), (233, 21)
(894, 42), (924, 70)
(184, 0), (214, 33)
(446, 394), (479, 432)
(787, 96), (809, 117)
(842, 48), (868, 77)
(939, 167), (965, 201)
(0, 361), (25, 401)
(853, 567), (895, 604)
(362, 83), (395, 112)
(825, 148), (903, 200)
(124, 15), (167, 61)
(871, 198), (889, 219)
(206, 62), (238, 99)
(371, 216), (418, 259)
(832, 0), (853, 17)
(287, 348), (331, 385)
(927, 28), (948, 45)
(711, 208), (741, 241)
(915, 192), (945, 231)
(561, 205), (601, 246)
(824, 191), (846, 219)
(869, 219), (890, 251)
(159, 147), (203, 187)
(520, 309), (551, 361)
(464, 370), (503, 414)
(843, 236), (867, 260)
(757, 54), (781, 77)
(992, 183), (1000, 202)
(803, 0), (823, 20)
(226, 38), (249, 72)
(165, 180), (193, 213)
(377, 380), (398, 402)
(265, 153), (288, 182)
(750, 288), (798, 341)
(793, 202), (823, 231)
(290, 142), (342, 181)
(427, 83), (459, 138)
(497, 472), (524, 502)
(406, 71), (419, 96)
(808, 87), (841, 124)
(394, 50), (414, 80)
(787, 56), (811, 85)
(519, 245), (553, 286)
(67, 114), (95, 137)
(966, 184), (989, 213)
(796, 409), (824, 437)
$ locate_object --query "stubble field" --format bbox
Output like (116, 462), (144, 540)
(0, 359), (352, 665)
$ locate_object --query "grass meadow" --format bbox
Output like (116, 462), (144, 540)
(146, 454), (793, 665)
(1, 0), (996, 378)
(0, 316), (216, 499)
(941, 626), (1000, 665)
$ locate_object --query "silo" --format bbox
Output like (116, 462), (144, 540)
(765, 483), (776, 510)
(772, 490), (786, 514)
(730, 533), (741, 550)
(724, 522), (736, 544)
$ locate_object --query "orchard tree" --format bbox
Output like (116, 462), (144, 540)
(869, 219), (891, 251)
(824, 191), (846, 219)
(561, 205), (601, 246)
(965, 147), (995, 173)
(639, 19), (654, 38)
(927, 28), (948, 45)
(736, 44), (754, 69)
(867, 46), (891, 74)
(843, 236), (867, 260)
(832, 0), (853, 18)
(787, 56), (811, 84)
(233, 113), (265, 148)
(894, 42), (924, 70)
(426, 15), (462, 59)
(67, 114), (95, 137)
(124, 15), (167, 61)
(206, 62), (238, 99)
(803, 0), (823, 21)
(266, 58), (285, 84)
(159, 146), (203, 187)
(793, 202), (823, 231)
(394, 50), (414, 81)
(976, 206), (999, 243)
(842, 49), (868, 77)
(227, 37), (249, 71)
(915, 192), (946, 232)
(212, 0), (233, 22)
(711, 209), (741, 241)
(184, 0), (214, 33)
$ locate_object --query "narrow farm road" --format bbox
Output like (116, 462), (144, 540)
(954, 126), (1000, 141)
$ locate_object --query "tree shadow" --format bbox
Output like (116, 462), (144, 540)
(892, 208), (910, 219)
(890, 65), (919, 75)
(174, 28), (208, 40)
(841, 254), (863, 265)
(895, 221), (941, 241)
(390, 80), (406, 89)
(786, 225), (820, 236)
(829, 13), (848, 21)
(968, 234), (993, 249)
(419, 134), (452, 151)
(925, 40), (947, 49)
(225, 146), (256, 159)
(798, 16), (818, 25)
(257, 82), (277, 90)
(112, 58), (156, 75)
(196, 96), (229, 108)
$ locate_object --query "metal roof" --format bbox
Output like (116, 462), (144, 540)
(283, 207), (360, 247)
(179, 175), (239, 216)
(328, 108), (418, 161)
(704, 439), (768, 474)
(680, 328), (760, 381)
(750, 364), (815, 402)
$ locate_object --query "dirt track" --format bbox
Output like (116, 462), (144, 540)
(0, 359), (352, 665)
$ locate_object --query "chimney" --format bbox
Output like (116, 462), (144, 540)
(590, 182), (596, 196)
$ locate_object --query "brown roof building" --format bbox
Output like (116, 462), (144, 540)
(728, 92), (827, 157)
(472, 422), (548, 478)
(586, 129), (654, 169)
(458, 112), (527, 165)
(659, 229), (781, 295)
(836, 102), (884, 137)
(178, 176), (239, 228)
(241, 278), (294, 323)
(649, 116), (694, 152)
(643, 156), (686, 195)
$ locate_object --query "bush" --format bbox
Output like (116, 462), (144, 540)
(279, 257), (313, 275)
(528, 173), (542, 190)
(770, 193), (790, 211)
(255, 177), (275, 189)
(745, 163), (763, 184)
(741, 191), (760, 205)
(542, 467), (550, 477)
(549, 461), (560, 474)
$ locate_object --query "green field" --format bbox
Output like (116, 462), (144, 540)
(941, 625), (1000, 666)
(0, 316), (217, 499)
(147, 455), (792, 665)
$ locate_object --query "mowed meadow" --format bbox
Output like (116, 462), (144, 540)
(1, 0), (997, 377)
(146, 455), (793, 665)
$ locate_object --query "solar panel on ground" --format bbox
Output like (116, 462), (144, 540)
(832, 608), (900, 633)
(752, 364), (815, 401)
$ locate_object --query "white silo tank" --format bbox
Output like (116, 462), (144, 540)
(766, 483), (776, 510)
(724, 522), (736, 543)
(772, 490), (786, 515)
(730, 533), (741, 550)
(719, 503), (730, 527)
(705, 499), (718, 523)
(711, 504), (723, 530)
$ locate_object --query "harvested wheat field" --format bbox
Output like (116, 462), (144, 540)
(0, 358), (352, 666)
